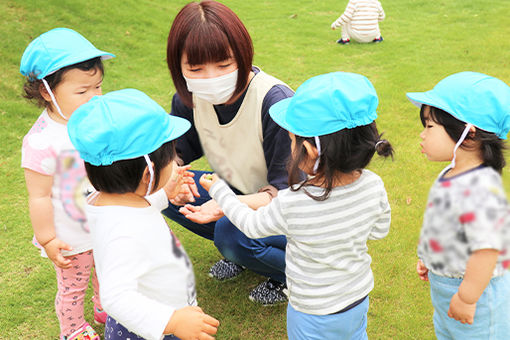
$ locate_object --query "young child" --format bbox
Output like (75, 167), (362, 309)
(407, 71), (510, 338)
(67, 89), (220, 340)
(200, 72), (393, 339)
(20, 27), (114, 340)
(331, 0), (385, 44)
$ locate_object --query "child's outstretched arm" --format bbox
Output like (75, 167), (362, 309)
(164, 306), (219, 340)
(199, 174), (287, 239)
(448, 248), (499, 324)
(24, 169), (72, 268)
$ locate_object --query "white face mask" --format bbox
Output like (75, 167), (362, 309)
(184, 69), (238, 105)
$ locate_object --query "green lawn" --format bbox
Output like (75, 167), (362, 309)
(1, 0), (510, 339)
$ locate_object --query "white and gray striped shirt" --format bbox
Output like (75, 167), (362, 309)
(209, 169), (390, 315)
(331, 0), (385, 37)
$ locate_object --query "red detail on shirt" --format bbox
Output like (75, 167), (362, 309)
(459, 212), (476, 224)
(441, 181), (451, 187)
(463, 189), (470, 196)
(429, 239), (443, 252)
(502, 260), (510, 269)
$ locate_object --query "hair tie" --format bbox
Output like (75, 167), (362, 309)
(375, 140), (384, 149)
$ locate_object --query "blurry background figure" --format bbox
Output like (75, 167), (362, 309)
(331, 0), (385, 44)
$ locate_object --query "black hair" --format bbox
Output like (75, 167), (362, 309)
(288, 122), (394, 201)
(420, 105), (506, 173)
(85, 141), (176, 194)
(23, 57), (104, 108)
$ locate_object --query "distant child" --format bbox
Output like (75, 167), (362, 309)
(67, 89), (220, 340)
(20, 27), (114, 340)
(200, 72), (393, 339)
(331, 0), (385, 44)
(407, 72), (510, 338)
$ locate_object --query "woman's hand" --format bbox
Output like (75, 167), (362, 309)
(448, 292), (476, 325)
(43, 238), (73, 269)
(179, 199), (224, 224)
(416, 259), (429, 281)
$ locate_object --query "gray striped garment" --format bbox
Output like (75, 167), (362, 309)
(209, 169), (390, 315)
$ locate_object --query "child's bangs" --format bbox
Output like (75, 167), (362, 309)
(183, 24), (232, 66)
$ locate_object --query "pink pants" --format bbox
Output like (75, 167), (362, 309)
(53, 250), (102, 337)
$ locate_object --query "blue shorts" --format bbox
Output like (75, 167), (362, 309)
(429, 271), (510, 339)
(104, 316), (180, 340)
(286, 297), (369, 340)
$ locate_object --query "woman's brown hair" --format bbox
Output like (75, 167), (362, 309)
(166, 0), (254, 108)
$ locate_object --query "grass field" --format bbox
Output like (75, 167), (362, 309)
(1, 0), (510, 339)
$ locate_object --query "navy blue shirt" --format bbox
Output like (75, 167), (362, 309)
(170, 68), (294, 191)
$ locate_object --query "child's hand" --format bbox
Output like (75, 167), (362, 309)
(448, 292), (476, 325)
(163, 164), (195, 200)
(416, 259), (429, 281)
(43, 238), (72, 269)
(199, 173), (220, 192)
(166, 306), (219, 340)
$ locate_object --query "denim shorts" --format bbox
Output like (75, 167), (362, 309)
(429, 271), (510, 339)
(286, 297), (369, 340)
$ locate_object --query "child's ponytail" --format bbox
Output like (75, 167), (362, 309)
(375, 134), (394, 159)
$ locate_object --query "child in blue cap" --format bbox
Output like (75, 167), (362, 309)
(200, 72), (394, 339)
(407, 71), (510, 338)
(67, 89), (220, 340)
(20, 27), (114, 340)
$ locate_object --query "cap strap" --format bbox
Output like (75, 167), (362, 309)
(313, 136), (321, 173)
(144, 155), (154, 196)
(42, 79), (68, 121)
(444, 123), (473, 174)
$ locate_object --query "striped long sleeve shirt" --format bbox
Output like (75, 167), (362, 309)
(209, 169), (391, 315)
(331, 0), (385, 37)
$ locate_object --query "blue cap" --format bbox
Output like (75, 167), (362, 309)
(20, 28), (115, 80)
(67, 89), (191, 166)
(407, 71), (510, 139)
(269, 72), (378, 137)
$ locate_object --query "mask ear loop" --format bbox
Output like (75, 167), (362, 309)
(313, 136), (321, 174)
(143, 155), (154, 196)
(42, 79), (68, 121)
(440, 123), (473, 176)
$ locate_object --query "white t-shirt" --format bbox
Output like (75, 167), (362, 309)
(86, 202), (197, 340)
(21, 110), (93, 256)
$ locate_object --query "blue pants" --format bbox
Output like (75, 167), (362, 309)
(287, 297), (369, 340)
(429, 271), (510, 339)
(162, 170), (286, 283)
(104, 316), (180, 340)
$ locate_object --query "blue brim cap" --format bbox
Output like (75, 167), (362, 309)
(68, 89), (191, 166)
(20, 28), (114, 80)
(269, 72), (378, 137)
(407, 71), (510, 139)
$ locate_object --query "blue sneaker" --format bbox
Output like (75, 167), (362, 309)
(336, 38), (350, 45)
(373, 36), (384, 43)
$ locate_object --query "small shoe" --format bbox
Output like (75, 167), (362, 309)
(373, 36), (384, 43)
(209, 259), (245, 281)
(249, 279), (288, 306)
(93, 306), (107, 325)
(336, 38), (350, 44)
(62, 323), (99, 340)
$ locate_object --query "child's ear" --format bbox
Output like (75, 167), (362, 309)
(302, 140), (319, 161)
(39, 83), (52, 102)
